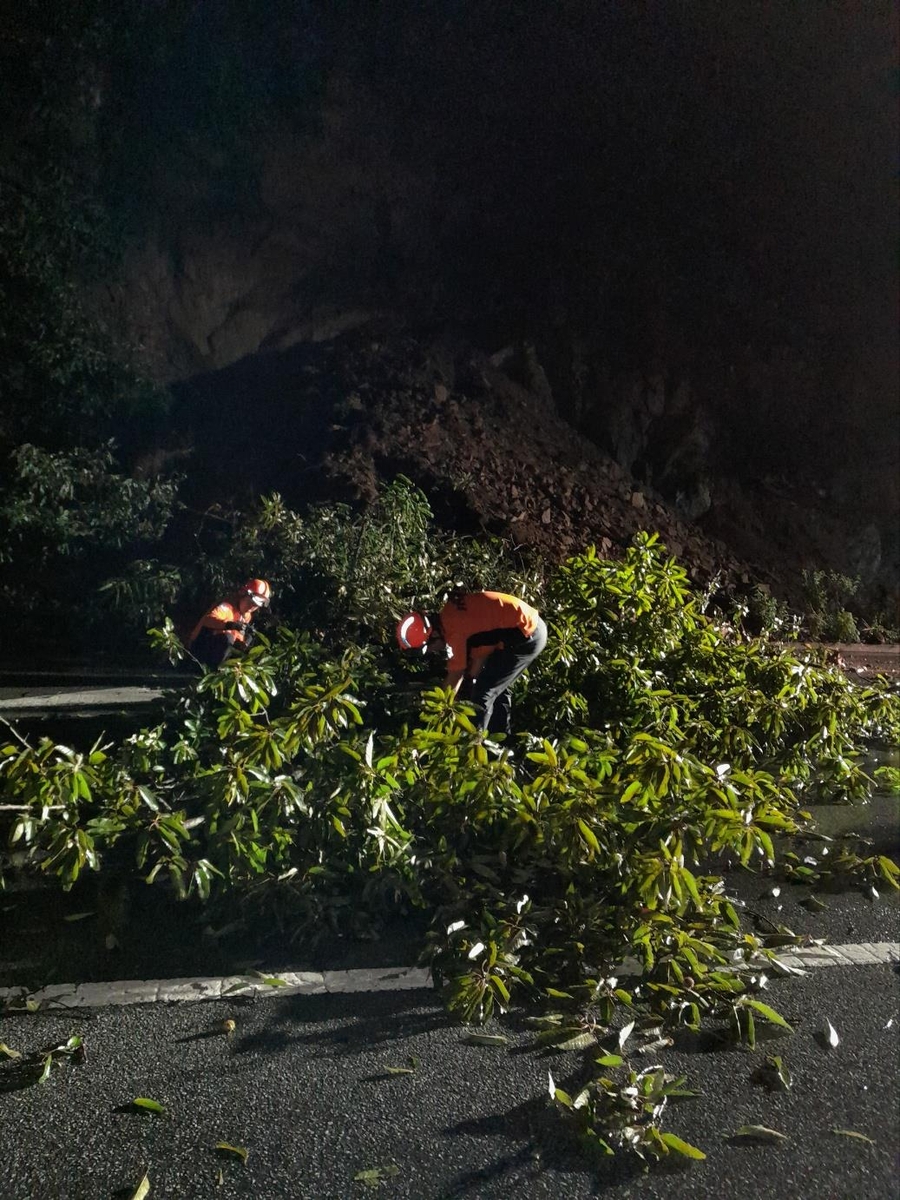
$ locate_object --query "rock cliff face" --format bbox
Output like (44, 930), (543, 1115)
(23, 2), (894, 605)
(95, 76), (446, 381)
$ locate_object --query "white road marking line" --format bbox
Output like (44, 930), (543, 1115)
(0, 942), (896, 1011)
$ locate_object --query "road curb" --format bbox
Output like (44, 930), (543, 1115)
(1, 942), (897, 1012)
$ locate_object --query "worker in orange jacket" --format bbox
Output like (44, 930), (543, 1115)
(188, 578), (272, 669)
(396, 590), (547, 735)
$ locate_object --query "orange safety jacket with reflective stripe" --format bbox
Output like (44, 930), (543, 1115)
(437, 591), (540, 675)
(188, 601), (250, 648)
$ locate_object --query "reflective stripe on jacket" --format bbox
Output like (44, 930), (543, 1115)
(188, 601), (248, 648)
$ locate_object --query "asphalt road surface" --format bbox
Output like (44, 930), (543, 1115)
(0, 963), (898, 1200)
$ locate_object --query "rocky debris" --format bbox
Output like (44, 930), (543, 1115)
(169, 330), (893, 613)
(308, 335), (766, 588)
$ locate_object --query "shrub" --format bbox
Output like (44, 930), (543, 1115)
(3, 512), (898, 1163)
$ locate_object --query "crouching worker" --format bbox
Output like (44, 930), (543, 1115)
(396, 590), (547, 736)
(188, 578), (272, 669)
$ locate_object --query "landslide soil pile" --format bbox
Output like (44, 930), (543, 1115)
(170, 331), (780, 597)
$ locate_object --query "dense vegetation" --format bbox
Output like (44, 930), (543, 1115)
(2, 482), (897, 1161)
(1, 5), (896, 1164)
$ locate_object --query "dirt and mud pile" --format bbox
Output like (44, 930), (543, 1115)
(172, 331), (809, 603)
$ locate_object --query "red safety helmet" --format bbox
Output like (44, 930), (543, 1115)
(396, 612), (432, 652)
(242, 578), (272, 607)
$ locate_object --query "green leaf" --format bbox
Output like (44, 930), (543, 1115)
(659, 1132), (706, 1160)
(594, 1053), (624, 1068)
(249, 970), (289, 987)
(872, 766), (900, 793)
(0, 1043), (21, 1059)
(730, 1125), (788, 1143)
(383, 1066), (415, 1075)
(831, 1128), (876, 1146)
(215, 1143), (249, 1164)
(489, 975), (511, 1004)
(461, 1033), (509, 1047)
(555, 1031), (597, 1051)
(753, 1054), (792, 1092)
(63, 911), (95, 922)
(132, 1097), (166, 1115)
(743, 999), (793, 1032)
(38, 1055), (53, 1084)
(129, 1173), (150, 1200)
(577, 818), (601, 855)
(353, 1164), (399, 1188)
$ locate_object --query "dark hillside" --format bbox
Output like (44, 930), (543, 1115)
(166, 329), (870, 610)
(1, 1), (896, 633)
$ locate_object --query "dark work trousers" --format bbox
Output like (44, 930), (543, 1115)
(472, 617), (548, 735)
(189, 626), (253, 671)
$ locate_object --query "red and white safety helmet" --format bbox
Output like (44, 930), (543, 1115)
(396, 612), (432, 652)
(242, 578), (272, 608)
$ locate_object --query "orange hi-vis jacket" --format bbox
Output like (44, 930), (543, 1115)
(437, 591), (540, 675)
(189, 601), (250, 648)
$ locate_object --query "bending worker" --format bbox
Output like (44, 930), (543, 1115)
(396, 590), (547, 736)
(188, 578), (272, 669)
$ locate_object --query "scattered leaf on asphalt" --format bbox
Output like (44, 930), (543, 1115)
(383, 1065), (415, 1075)
(353, 1165), (400, 1189)
(637, 1035), (673, 1055)
(556, 1031), (597, 1052)
(129, 1172), (150, 1200)
(595, 1053), (624, 1068)
(730, 1125), (788, 1143)
(247, 970), (289, 987)
(63, 911), (95, 922)
(752, 1055), (792, 1092)
(617, 1020), (635, 1050)
(220, 1019), (236, 1035)
(831, 1129), (876, 1146)
(132, 1097), (166, 1115)
(800, 895), (827, 912)
(38, 1055), (53, 1084)
(0, 1043), (21, 1060)
(461, 1033), (509, 1047)
(215, 1143), (249, 1164)
(816, 1019), (840, 1049)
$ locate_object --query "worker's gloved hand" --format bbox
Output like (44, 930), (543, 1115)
(224, 621), (248, 633)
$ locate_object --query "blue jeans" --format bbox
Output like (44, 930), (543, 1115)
(472, 617), (548, 735)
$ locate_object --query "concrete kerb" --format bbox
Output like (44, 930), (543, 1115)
(0, 943), (896, 1012)
(0, 966), (432, 1011)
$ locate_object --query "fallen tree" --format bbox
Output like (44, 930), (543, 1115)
(2, 487), (898, 1163)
